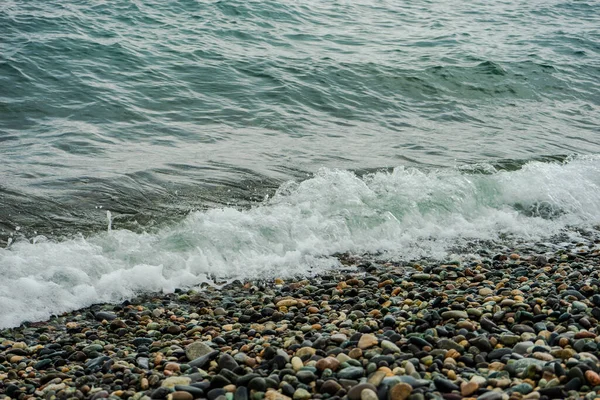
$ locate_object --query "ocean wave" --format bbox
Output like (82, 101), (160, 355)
(1, 156), (600, 328)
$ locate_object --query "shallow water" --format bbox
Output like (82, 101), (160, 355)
(1, 0), (599, 327)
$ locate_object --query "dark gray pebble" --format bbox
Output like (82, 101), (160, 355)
(433, 377), (459, 392)
(207, 388), (227, 400)
(538, 386), (566, 399)
(321, 379), (342, 394)
(210, 374), (231, 389)
(189, 350), (219, 368)
(174, 385), (204, 397)
(337, 367), (365, 380)
(476, 391), (503, 400)
(248, 377), (267, 392)
(94, 311), (117, 321)
(487, 348), (512, 361)
(281, 382), (295, 397)
(218, 353), (238, 371)
(234, 386), (248, 400)
(564, 377), (582, 391)
(347, 382), (378, 400)
(150, 387), (172, 399)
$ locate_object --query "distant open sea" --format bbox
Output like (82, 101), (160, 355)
(1, 0), (599, 328)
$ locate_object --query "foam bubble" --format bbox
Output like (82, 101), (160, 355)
(1, 155), (599, 328)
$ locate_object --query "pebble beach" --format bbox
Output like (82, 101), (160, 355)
(2, 238), (600, 400)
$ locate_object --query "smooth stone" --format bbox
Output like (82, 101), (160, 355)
(388, 382), (412, 400)
(572, 301), (587, 311)
(331, 334), (348, 343)
(499, 334), (521, 346)
(513, 341), (534, 355)
(248, 377), (267, 392)
(137, 357), (150, 369)
(584, 370), (600, 386)
(189, 350), (219, 368)
(236, 374), (261, 387)
(487, 348), (512, 361)
(291, 357), (303, 371)
(162, 377), (192, 388)
(186, 342), (214, 361)
(90, 391), (111, 400)
(358, 334), (379, 350)
(273, 354), (288, 370)
(83, 344), (104, 354)
(34, 359), (53, 370)
(95, 311), (117, 321)
(480, 318), (500, 333)
(538, 386), (565, 399)
(218, 354), (238, 371)
(437, 339), (464, 352)
(564, 377), (582, 391)
(383, 376), (431, 389)
(469, 336), (493, 353)
(383, 316), (396, 327)
(476, 391), (503, 400)
(295, 347), (316, 358)
(512, 324), (535, 334)
(461, 381), (478, 397)
(507, 358), (546, 372)
(210, 375), (232, 389)
(441, 310), (468, 320)
(264, 390), (288, 400)
(361, 388), (378, 400)
(151, 388), (172, 399)
(169, 391), (194, 400)
(347, 383), (378, 400)
(381, 340), (401, 353)
(281, 383), (295, 397)
(411, 273), (431, 280)
(337, 367), (365, 380)
(174, 385), (204, 398)
(509, 383), (533, 394)
(293, 388), (311, 400)
(409, 337), (430, 348)
(296, 370), (316, 384)
(276, 299), (299, 307)
(434, 378), (459, 392)
(315, 357), (340, 371)
(132, 337), (154, 347)
(368, 370), (387, 387)
(234, 387), (248, 400)
(207, 389), (226, 400)
(321, 379), (342, 394)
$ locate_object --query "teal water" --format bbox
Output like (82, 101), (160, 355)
(1, 0), (600, 327)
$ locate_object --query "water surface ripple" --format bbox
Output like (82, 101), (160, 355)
(1, 0), (599, 239)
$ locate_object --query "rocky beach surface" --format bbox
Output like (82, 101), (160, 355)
(2, 236), (600, 400)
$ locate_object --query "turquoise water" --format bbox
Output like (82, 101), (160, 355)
(1, 0), (600, 327)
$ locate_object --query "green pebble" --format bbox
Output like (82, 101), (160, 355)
(510, 383), (533, 394)
(252, 392), (265, 400)
(421, 355), (433, 366)
(293, 388), (311, 400)
(366, 363), (377, 374)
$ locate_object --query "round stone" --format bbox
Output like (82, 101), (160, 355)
(388, 382), (412, 400)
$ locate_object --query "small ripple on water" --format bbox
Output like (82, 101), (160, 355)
(0, 0), (599, 239)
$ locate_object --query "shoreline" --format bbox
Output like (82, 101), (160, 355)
(2, 246), (600, 400)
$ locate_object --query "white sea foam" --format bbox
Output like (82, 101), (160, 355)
(1, 156), (600, 328)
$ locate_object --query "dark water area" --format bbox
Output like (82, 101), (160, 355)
(1, 0), (599, 327)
